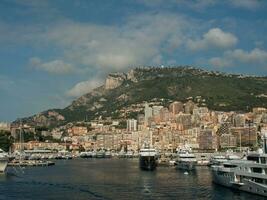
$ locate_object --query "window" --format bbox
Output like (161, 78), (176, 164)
(247, 156), (259, 163)
(260, 157), (266, 164)
(252, 167), (263, 173)
(254, 178), (263, 184)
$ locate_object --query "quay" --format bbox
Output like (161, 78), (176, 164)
(8, 160), (55, 167)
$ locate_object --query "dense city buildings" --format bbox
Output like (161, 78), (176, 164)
(5, 100), (267, 154)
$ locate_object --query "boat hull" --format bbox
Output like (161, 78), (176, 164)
(212, 169), (267, 197)
(0, 158), (8, 173)
(139, 156), (157, 171)
(176, 161), (196, 171)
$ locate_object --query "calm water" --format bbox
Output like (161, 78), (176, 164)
(0, 159), (266, 200)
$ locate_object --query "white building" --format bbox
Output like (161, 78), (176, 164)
(127, 119), (137, 132)
(144, 103), (152, 125)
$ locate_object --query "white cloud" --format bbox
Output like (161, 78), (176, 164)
(40, 13), (190, 73)
(229, 0), (261, 10)
(187, 28), (238, 51)
(139, 0), (263, 11)
(139, 0), (217, 10)
(229, 48), (267, 63)
(209, 48), (267, 67)
(29, 57), (75, 74)
(66, 78), (103, 97)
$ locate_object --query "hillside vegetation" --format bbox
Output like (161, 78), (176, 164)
(15, 67), (267, 127)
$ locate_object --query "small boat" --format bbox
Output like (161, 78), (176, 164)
(104, 150), (112, 158)
(118, 150), (126, 158)
(55, 150), (72, 159)
(80, 151), (93, 158)
(96, 149), (105, 158)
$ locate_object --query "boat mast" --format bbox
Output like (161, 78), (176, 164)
(239, 131), (242, 152)
(19, 120), (24, 161)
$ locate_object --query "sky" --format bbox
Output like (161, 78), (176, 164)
(0, 0), (267, 122)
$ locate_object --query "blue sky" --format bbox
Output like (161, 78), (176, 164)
(0, 0), (267, 122)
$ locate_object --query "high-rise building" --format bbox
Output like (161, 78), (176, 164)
(144, 103), (152, 125)
(176, 113), (192, 130)
(137, 114), (145, 125)
(219, 134), (237, 148)
(230, 126), (257, 147)
(217, 122), (231, 135)
(198, 129), (218, 150)
(137, 114), (145, 131)
(127, 119), (137, 132)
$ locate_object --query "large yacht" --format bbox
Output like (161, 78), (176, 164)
(212, 151), (267, 197)
(175, 148), (197, 170)
(209, 155), (228, 166)
(0, 148), (8, 173)
(139, 144), (158, 171)
(211, 132), (267, 197)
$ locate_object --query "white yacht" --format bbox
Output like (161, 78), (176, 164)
(139, 144), (158, 170)
(197, 155), (210, 166)
(175, 148), (197, 170)
(104, 150), (112, 158)
(212, 151), (267, 197)
(80, 151), (93, 158)
(0, 148), (8, 173)
(212, 132), (267, 197)
(209, 155), (228, 166)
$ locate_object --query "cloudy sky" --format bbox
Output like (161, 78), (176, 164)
(1, 0), (267, 122)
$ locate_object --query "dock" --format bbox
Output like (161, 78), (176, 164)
(8, 160), (55, 167)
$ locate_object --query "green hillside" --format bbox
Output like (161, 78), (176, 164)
(15, 67), (267, 127)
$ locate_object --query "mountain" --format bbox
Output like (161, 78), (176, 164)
(14, 66), (267, 127)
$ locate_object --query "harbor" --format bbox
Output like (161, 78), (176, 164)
(1, 145), (267, 199)
(0, 158), (265, 200)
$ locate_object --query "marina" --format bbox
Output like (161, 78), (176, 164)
(0, 158), (266, 200)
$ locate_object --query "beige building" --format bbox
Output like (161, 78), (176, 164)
(198, 129), (218, 151)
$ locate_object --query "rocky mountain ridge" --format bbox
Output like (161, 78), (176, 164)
(14, 66), (267, 127)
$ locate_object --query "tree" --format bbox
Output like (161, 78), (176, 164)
(0, 130), (14, 152)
